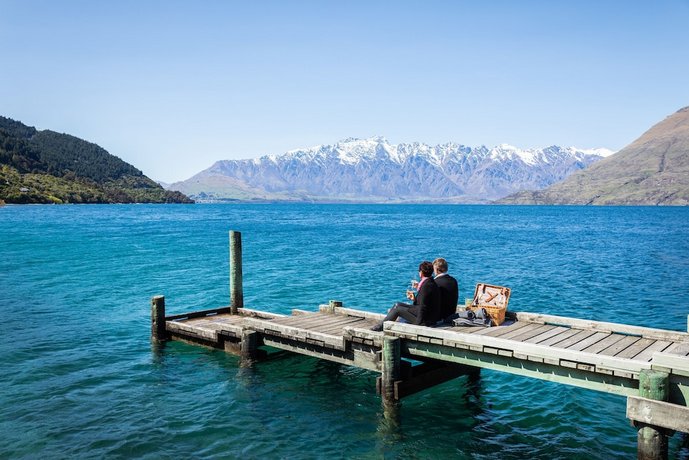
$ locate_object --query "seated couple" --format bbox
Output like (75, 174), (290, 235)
(371, 258), (458, 332)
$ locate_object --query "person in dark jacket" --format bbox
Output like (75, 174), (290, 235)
(433, 257), (459, 321)
(371, 261), (441, 331)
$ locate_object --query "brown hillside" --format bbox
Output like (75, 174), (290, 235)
(500, 106), (689, 205)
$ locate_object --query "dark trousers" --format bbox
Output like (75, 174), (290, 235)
(382, 302), (419, 325)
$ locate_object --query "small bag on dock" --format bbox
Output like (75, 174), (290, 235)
(467, 283), (511, 326)
(449, 308), (493, 327)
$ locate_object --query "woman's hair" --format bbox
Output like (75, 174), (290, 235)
(433, 258), (448, 274)
(419, 261), (434, 277)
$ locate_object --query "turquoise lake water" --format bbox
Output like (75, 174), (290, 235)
(2, 203), (689, 459)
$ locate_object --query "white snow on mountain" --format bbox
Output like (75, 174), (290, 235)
(170, 137), (615, 203)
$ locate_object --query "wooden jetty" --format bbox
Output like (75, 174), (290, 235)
(152, 231), (689, 460)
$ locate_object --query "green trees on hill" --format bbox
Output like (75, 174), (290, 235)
(0, 116), (193, 204)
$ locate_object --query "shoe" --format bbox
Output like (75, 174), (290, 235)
(370, 323), (384, 332)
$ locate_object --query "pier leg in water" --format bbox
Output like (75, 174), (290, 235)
(381, 336), (401, 403)
(150, 295), (167, 342)
(240, 330), (259, 367)
(637, 369), (670, 460)
(382, 400), (401, 432)
(229, 230), (243, 315)
(381, 336), (402, 430)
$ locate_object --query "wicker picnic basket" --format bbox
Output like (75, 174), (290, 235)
(468, 283), (511, 326)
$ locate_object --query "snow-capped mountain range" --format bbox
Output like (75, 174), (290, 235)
(169, 137), (614, 203)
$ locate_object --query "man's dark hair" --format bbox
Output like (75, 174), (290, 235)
(419, 261), (434, 277)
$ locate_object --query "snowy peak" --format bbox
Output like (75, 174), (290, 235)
(272, 137), (609, 169)
(173, 137), (614, 203)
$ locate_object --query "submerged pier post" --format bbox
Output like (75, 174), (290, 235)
(229, 230), (243, 315)
(240, 329), (259, 366)
(151, 295), (167, 342)
(381, 336), (401, 404)
(637, 369), (670, 460)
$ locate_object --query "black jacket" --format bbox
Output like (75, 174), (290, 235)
(413, 277), (442, 325)
(435, 274), (459, 320)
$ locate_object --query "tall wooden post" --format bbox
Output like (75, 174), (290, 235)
(381, 336), (401, 403)
(637, 369), (670, 460)
(151, 295), (167, 342)
(229, 230), (243, 315)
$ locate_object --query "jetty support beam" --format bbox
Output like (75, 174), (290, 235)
(240, 329), (259, 366)
(394, 359), (479, 400)
(151, 295), (167, 342)
(381, 336), (401, 404)
(635, 369), (670, 460)
(229, 230), (243, 314)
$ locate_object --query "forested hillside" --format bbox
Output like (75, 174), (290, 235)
(0, 116), (192, 204)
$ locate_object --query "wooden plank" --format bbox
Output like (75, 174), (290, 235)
(317, 317), (368, 335)
(514, 311), (689, 342)
(471, 322), (532, 337)
(343, 326), (384, 348)
(536, 328), (583, 347)
(665, 343), (689, 357)
(165, 306), (233, 321)
(652, 352), (689, 376)
(167, 306), (285, 321)
(274, 314), (363, 333)
(549, 329), (596, 348)
(166, 321), (218, 341)
(523, 326), (571, 344)
(634, 340), (673, 362)
(244, 317), (346, 350)
(286, 314), (355, 330)
(472, 321), (533, 338)
(598, 335), (641, 357)
(627, 396), (689, 432)
(582, 334), (626, 354)
(563, 331), (610, 352)
(508, 325), (557, 342)
(237, 307), (287, 320)
(496, 323), (545, 340)
(274, 313), (334, 327)
(386, 322), (652, 375)
(447, 325), (493, 335)
(319, 305), (385, 320)
(615, 338), (655, 359)
(260, 336), (380, 372)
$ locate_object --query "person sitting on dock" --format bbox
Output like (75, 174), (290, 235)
(433, 257), (459, 322)
(371, 261), (441, 331)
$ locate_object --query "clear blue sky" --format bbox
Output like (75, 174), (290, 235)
(2, 0), (688, 182)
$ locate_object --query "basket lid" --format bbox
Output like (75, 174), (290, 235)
(472, 283), (511, 309)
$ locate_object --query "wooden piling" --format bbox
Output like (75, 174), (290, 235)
(240, 329), (259, 366)
(381, 336), (401, 403)
(327, 300), (343, 313)
(637, 369), (670, 460)
(229, 230), (243, 314)
(151, 295), (167, 342)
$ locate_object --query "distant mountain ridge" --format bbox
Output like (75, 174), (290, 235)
(170, 137), (612, 203)
(499, 106), (689, 205)
(0, 116), (193, 204)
